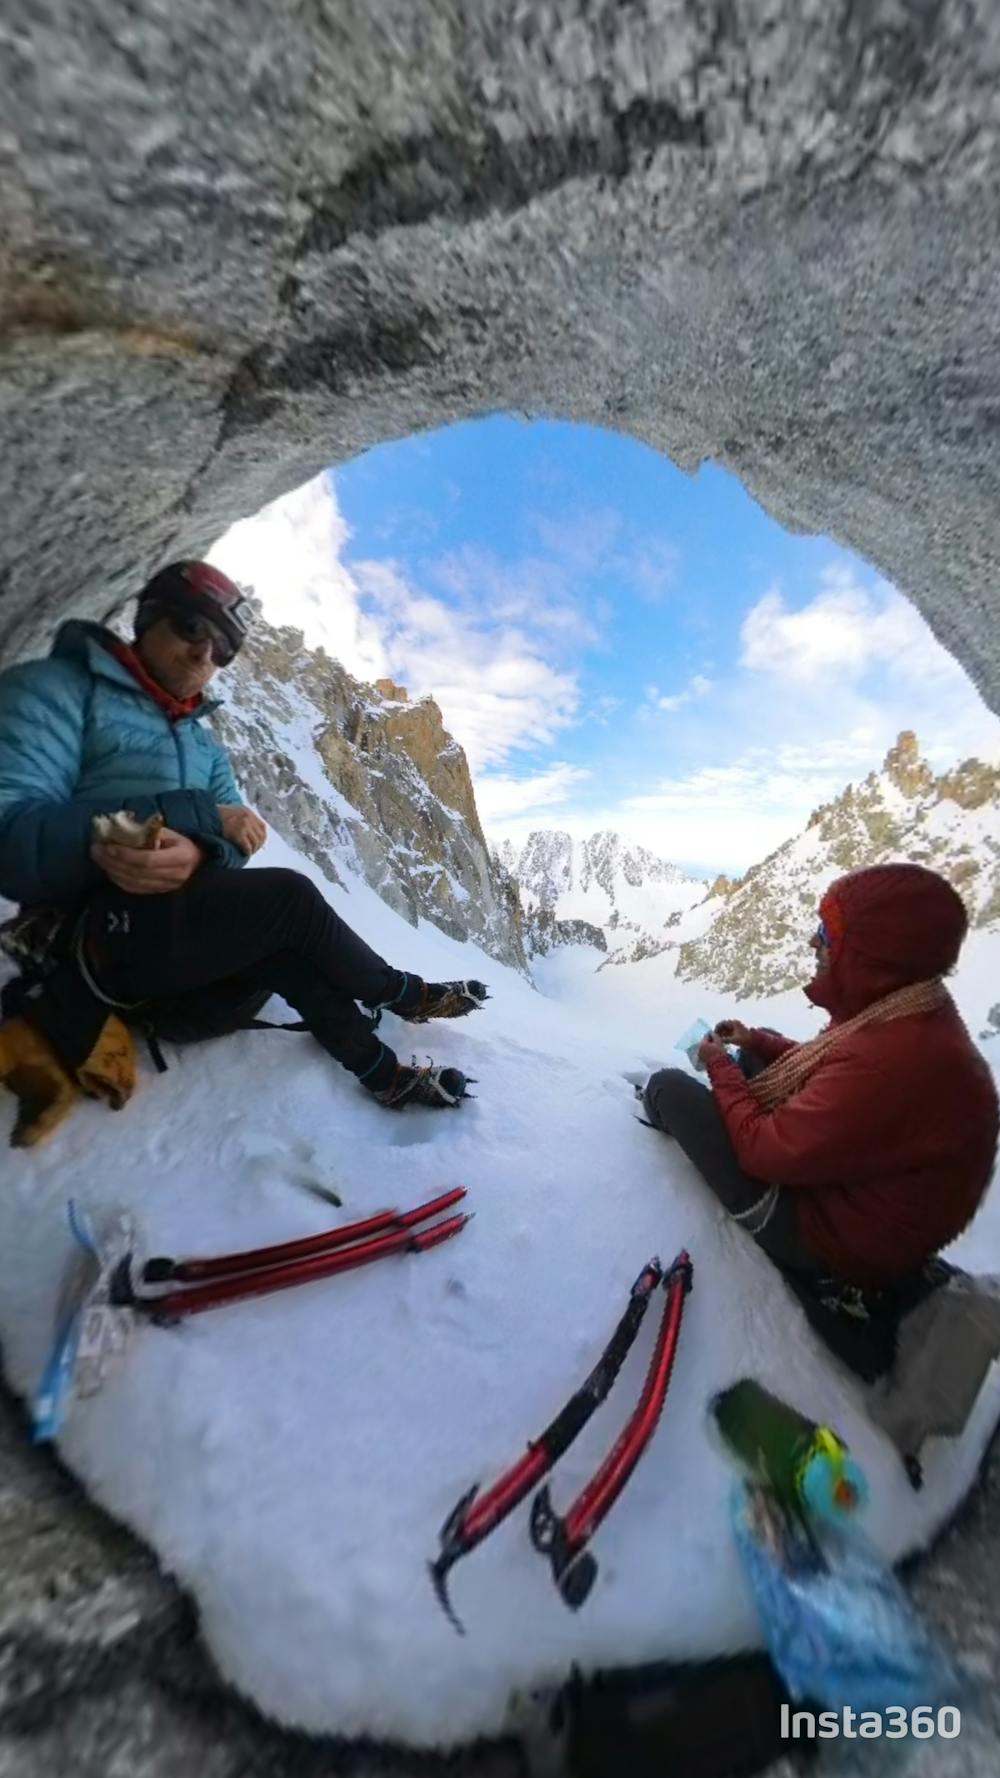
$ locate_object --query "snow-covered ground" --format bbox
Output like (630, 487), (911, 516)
(1, 835), (999, 1746)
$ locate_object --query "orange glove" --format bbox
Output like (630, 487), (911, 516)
(0, 1013), (137, 1147)
(76, 1014), (136, 1109)
(0, 1016), (82, 1147)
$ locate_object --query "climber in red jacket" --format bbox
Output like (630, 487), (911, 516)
(643, 863), (998, 1291)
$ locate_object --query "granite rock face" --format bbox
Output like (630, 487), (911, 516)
(215, 619), (530, 970)
(522, 906), (607, 958)
(0, 1380), (524, 1776)
(2, 1), (1000, 721)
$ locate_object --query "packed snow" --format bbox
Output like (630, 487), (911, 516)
(1, 832), (999, 1746)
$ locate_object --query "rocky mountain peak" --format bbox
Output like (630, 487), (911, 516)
(937, 757), (1000, 812)
(578, 830), (686, 900)
(373, 677), (409, 703)
(676, 735), (1000, 999)
(498, 826), (705, 958)
(212, 617), (527, 972)
(511, 831), (575, 912)
(884, 729), (936, 798)
(706, 872), (738, 899)
(332, 689), (487, 851)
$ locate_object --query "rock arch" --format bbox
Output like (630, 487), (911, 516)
(2, 0), (1000, 709)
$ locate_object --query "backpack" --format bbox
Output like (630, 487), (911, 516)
(0, 907), (304, 1070)
(131, 980), (306, 1072)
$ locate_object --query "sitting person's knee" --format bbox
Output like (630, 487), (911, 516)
(643, 1066), (691, 1132)
(264, 867), (323, 906)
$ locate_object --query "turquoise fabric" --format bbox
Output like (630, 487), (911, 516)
(0, 621), (245, 906)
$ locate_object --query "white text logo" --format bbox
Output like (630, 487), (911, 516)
(780, 1704), (961, 1740)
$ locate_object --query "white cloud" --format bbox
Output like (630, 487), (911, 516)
(210, 472), (580, 776)
(359, 557), (581, 771)
(638, 674), (713, 714)
(500, 716), (966, 876)
(740, 564), (968, 687)
(530, 507), (623, 571)
(732, 561), (1000, 786)
(475, 763), (592, 823)
(427, 545), (597, 643)
(593, 739), (864, 872)
(591, 693), (623, 727)
(654, 673), (713, 712)
(603, 691), (1000, 872)
(621, 537), (680, 604)
(482, 739), (859, 871)
(530, 507), (679, 603)
(210, 472), (388, 683)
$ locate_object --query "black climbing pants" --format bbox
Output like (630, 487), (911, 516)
(643, 1065), (824, 1275)
(62, 867), (415, 1085)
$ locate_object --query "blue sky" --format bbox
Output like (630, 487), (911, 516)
(213, 417), (1000, 876)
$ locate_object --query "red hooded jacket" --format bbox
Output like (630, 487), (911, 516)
(704, 864), (999, 1288)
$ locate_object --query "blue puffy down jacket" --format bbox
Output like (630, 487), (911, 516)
(0, 621), (246, 907)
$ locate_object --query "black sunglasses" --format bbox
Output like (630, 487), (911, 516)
(166, 610), (236, 667)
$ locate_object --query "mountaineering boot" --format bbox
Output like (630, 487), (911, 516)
(370, 1057), (476, 1109)
(402, 980), (490, 1024)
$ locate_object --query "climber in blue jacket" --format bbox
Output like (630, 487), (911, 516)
(0, 562), (484, 1143)
(0, 563), (256, 907)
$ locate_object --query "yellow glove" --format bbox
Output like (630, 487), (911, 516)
(76, 1014), (136, 1109)
(0, 1013), (137, 1147)
(0, 1016), (82, 1148)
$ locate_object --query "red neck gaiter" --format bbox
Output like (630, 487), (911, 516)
(104, 638), (202, 721)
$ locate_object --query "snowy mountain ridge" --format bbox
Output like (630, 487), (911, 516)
(675, 730), (1000, 1000)
(495, 828), (705, 954)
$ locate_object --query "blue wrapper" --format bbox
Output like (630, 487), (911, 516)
(731, 1481), (965, 1715)
(675, 1017), (712, 1072)
(31, 1201), (102, 1443)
